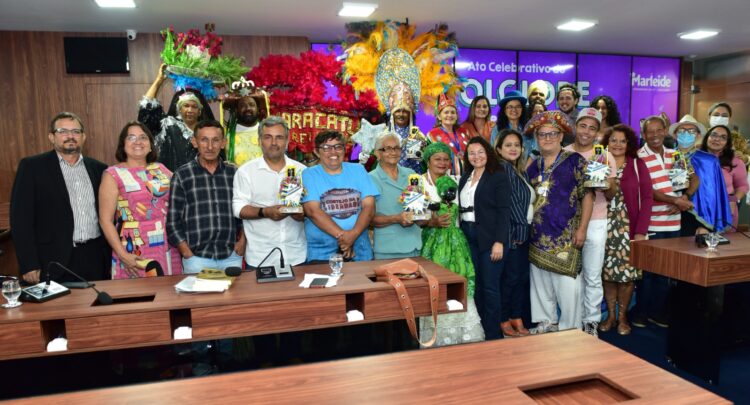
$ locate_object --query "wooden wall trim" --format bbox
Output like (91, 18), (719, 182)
(0, 30), (309, 276)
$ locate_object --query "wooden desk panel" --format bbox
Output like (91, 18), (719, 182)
(0, 322), (43, 356)
(4, 331), (727, 404)
(631, 233), (750, 287)
(0, 258), (465, 359)
(66, 311), (172, 349)
(191, 295), (345, 338)
(364, 284), (448, 319)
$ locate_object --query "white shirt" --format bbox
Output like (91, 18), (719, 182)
(459, 175), (479, 223)
(233, 156), (307, 266)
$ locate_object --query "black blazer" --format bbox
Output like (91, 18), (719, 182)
(458, 167), (511, 252)
(10, 150), (107, 276)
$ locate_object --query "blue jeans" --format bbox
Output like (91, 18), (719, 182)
(461, 221), (505, 340)
(502, 241), (530, 321)
(182, 251), (243, 274)
(632, 230), (680, 320)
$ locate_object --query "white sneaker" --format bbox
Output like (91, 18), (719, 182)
(530, 321), (559, 335)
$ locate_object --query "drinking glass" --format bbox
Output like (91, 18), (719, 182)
(329, 253), (344, 277)
(705, 233), (720, 253)
(2, 279), (22, 308)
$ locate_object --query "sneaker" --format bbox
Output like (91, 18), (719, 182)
(530, 321), (559, 335)
(648, 315), (669, 328)
(630, 314), (647, 328)
(583, 322), (599, 337)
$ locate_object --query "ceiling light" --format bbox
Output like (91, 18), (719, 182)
(678, 30), (719, 40)
(95, 0), (136, 8)
(556, 20), (596, 32)
(338, 2), (378, 17)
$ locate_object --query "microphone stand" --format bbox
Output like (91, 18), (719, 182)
(48, 262), (113, 305)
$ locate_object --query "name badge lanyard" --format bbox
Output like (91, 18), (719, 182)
(536, 151), (562, 197)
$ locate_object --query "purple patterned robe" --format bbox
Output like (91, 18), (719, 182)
(526, 150), (587, 277)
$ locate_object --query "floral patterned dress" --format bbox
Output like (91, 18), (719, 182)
(603, 165), (641, 282)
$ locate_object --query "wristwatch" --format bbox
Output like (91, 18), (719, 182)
(258, 207), (265, 218)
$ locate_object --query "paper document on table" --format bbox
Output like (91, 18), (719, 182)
(299, 273), (340, 288)
(175, 276), (231, 293)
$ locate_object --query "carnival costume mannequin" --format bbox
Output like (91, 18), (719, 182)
(342, 21), (462, 172)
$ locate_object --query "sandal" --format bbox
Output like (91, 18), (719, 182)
(501, 321), (519, 338)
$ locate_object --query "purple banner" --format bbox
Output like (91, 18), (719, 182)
(307, 43), (680, 137)
(629, 56), (681, 133)
(517, 51), (577, 111)
(578, 54), (632, 126)
(454, 48), (517, 125)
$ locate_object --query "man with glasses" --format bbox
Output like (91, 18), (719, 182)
(167, 120), (245, 274)
(563, 108), (618, 336)
(302, 130), (379, 262)
(11, 112), (110, 283)
(525, 111), (593, 334)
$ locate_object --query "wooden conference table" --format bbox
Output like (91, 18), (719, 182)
(0, 257), (466, 361)
(2, 330), (728, 404)
(631, 233), (750, 384)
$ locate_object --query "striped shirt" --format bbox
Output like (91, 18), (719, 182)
(501, 160), (532, 248)
(637, 145), (681, 232)
(167, 158), (241, 260)
(58, 153), (100, 243)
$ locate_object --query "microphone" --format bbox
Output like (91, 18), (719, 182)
(47, 261), (113, 305)
(255, 247), (295, 282)
(225, 266), (242, 277)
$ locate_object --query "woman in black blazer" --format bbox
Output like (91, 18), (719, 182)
(458, 137), (511, 340)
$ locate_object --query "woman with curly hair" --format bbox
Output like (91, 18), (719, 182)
(592, 95), (622, 143)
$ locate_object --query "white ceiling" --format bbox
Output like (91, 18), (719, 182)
(1, 0), (749, 60)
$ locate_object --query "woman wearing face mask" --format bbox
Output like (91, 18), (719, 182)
(707, 102), (750, 166)
(701, 125), (749, 231)
(428, 94), (470, 176)
(459, 96), (495, 143)
(670, 115), (732, 235)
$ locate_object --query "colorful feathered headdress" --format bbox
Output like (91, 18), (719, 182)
(342, 20), (463, 116)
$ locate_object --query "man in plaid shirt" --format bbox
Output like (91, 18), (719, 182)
(168, 119), (246, 273)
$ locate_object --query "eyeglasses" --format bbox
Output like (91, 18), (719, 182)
(677, 128), (698, 135)
(537, 131), (561, 140)
(54, 128), (83, 136)
(377, 146), (402, 153)
(708, 132), (729, 141)
(125, 134), (149, 143)
(505, 105), (523, 111)
(318, 144), (345, 153)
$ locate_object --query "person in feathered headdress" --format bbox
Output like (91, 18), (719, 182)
(343, 21), (463, 174)
(220, 78), (271, 166)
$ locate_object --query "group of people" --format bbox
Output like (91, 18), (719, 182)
(10, 76), (748, 347)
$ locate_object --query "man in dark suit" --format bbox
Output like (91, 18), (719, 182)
(11, 112), (110, 284)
